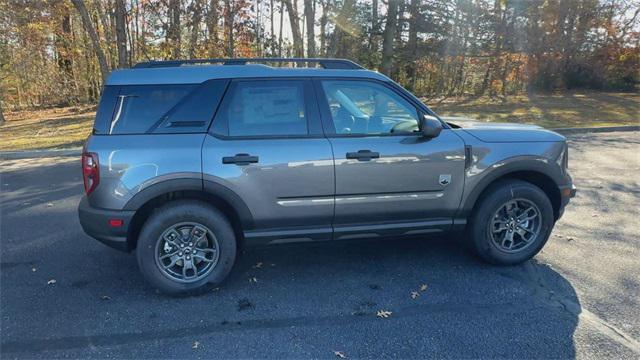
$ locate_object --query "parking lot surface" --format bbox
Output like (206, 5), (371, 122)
(1, 131), (639, 358)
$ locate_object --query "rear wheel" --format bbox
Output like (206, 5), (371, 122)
(136, 200), (236, 295)
(468, 179), (554, 265)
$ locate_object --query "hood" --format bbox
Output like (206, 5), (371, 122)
(442, 116), (565, 143)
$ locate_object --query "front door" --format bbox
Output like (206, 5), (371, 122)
(314, 79), (466, 239)
(203, 78), (334, 244)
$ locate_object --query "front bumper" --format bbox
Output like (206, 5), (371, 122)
(78, 197), (135, 252)
(557, 183), (577, 219)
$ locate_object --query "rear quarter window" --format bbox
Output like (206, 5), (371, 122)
(93, 80), (229, 135)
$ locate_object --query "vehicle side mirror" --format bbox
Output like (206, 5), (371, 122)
(420, 115), (443, 138)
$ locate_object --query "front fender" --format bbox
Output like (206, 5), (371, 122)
(457, 153), (566, 218)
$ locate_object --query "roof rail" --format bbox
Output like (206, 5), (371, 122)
(133, 58), (364, 70)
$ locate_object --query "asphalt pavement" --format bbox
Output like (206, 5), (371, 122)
(1, 131), (639, 359)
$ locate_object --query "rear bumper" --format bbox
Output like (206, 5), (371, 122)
(78, 197), (134, 252)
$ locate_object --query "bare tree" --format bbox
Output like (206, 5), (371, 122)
(206, 0), (219, 57)
(304, 0), (315, 57)
(278, 0), (284, 56)
(114, 0), (128, 67)
(167, 0), (182, 59)
(188, 0), (205, 58)
(224, 0), (234, 57)
(319, 0), (329, 56)
(283, 0), (303, 57)
(71, 0), (110, 83)
(380, 0), (398, 75)
(407, 0), (419, 89)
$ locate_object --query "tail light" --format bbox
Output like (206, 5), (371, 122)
(82, 152), (100, 195)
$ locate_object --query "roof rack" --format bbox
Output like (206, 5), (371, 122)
(133, 58), (364, 70)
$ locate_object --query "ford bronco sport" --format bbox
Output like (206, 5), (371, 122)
(78, 58), (576, 294)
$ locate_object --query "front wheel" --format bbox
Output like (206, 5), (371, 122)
(136, 200), (237, 295)
(468, 180), (554, 265)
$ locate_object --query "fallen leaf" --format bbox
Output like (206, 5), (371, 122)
(47, 279), (56, 285)
(411, 291), (420, 299)
(420, 284), (428, 292)
(192, 341), (200, 349)
(249, 277), (258, 283)
(100, 295), (111, 300)
(376, 310), (392, 318)
(334, 350), (347, 358)
(253, 262), (263, 269)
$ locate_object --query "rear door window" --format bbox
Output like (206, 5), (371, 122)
(211, 80), (309, 137)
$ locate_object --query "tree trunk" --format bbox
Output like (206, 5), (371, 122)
(270, 0), (276, 55)
(114, 0), (128, 67)
(380, 0), (398, 76)
(206, 0), (219, 57)
(319, 1), (329, 56)
(278, 0), (284, 56)
(71, 0), (110, 83)
(224, 0), (234, 57)
(304, 0), (315, 57)
(0, 100), (5, 126)
(283, 0), (303, 57)
(368, 0), (379, 53)
(189, 0), (204, 58)
(407, 0), (418, 90)
(168, 0), (182, 59)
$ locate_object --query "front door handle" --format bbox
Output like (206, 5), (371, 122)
(222, 153), (259, 165)
(346, 150), (380, 161)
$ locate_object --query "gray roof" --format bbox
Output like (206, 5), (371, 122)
(106, 64), (390, 85)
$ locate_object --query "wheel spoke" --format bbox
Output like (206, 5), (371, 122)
(182, 258), (197, 279)
(190, 225), (208, 243)
(500, 231), (514, 249)
(159, 250), (179, 260)
(193, 253), (214, 263)
(492, 221), (508, 233)
(163, 228), (181, 242)
(161, 256), (180, 269)
(517, 207), (537, 222)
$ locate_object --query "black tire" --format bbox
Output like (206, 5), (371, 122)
(136, 200), (237, 295)
(468, 179), (554, 265)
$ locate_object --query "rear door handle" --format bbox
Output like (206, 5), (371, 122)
(346, 150), (380, 161)
(222, 153), (259, 165)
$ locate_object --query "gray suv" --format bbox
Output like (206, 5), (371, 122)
(78, 58), (576, 294)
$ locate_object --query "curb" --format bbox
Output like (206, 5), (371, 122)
(552, 125), (639, 135)
(1, 125), (637, 160)
(0, 148), (82, 160)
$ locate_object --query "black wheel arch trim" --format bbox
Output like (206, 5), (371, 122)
(123, 178), (255, 229)
(458, 157), (565, 218)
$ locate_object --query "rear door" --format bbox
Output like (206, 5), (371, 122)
(202, 78), (335, 244)
(314, 78), (466, 239)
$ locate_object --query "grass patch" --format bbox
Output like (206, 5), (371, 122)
(0, 106), (95, 151)
(0, 91), (638, 151)
(429, 91), (639, 128)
